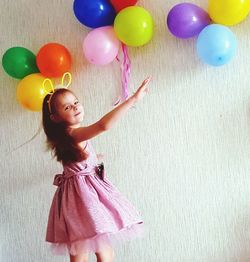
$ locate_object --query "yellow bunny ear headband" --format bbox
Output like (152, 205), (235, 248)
(43, 72), (72, 114)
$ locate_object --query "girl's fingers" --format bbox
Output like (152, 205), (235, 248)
(143, 76), (152, 85)
(137, 76), (152, 93)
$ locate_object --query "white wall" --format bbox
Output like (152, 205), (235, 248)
(1, 0), (250, 261)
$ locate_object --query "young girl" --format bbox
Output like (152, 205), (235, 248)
(42, 76), (151, 262)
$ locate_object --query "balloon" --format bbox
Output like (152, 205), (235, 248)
(196, 24), (237, 66)
(36, 43), (71, 78)
(83, 26), (120, 65)
(110, 0), (138, 12)
(2, 47), (39, 79)
(73, 0), (116, 28)
(114, 6), (154, 47)
(208, 0), (250, 25)
(167, 3), (211, 38)
(16, 73), (52, 111)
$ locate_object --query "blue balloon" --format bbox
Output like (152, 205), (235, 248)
(196, 24), (237, 66)
(73, 0), (116, 28)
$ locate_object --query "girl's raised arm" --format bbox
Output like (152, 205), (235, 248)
(70, 76), (152, 143)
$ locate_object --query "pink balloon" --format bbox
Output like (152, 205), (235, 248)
(83, 26), (120, 65)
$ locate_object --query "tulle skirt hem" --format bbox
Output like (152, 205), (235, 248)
(47, 223), (144, 256)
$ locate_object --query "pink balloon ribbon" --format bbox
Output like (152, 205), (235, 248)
(114, 43), (131, 106)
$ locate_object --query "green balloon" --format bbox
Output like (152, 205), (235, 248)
(114, 6), (154, 47)
(2, 47), (39, 79)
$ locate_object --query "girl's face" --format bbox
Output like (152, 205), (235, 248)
(52, 91), (84, 128)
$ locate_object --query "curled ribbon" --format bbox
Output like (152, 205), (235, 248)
(114, 44), (131, 106)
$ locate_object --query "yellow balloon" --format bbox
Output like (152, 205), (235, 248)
(114, 6), (154, 47)
(208, 0), (250, 25)
(16, 73), (52, 111)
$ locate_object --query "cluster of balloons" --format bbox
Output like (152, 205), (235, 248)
(73, 0), (154, 65)
(167, 0), (250, 66)
(73, 0), (154, 103)
(73, 0), (153, 105)
(2, 43), (71, 111)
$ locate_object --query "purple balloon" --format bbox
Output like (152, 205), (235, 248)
(167, 3), (211, 39)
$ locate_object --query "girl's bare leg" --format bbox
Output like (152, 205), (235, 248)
(95, 246), (115, 262)
(70, 253), (89, 262)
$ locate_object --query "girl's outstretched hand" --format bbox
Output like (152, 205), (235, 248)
(133, 76), (152, 102)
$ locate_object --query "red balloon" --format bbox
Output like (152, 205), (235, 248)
(110, 0), (138, 12)
(36, 43), (71, 78)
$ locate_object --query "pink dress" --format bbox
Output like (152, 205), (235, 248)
(46, 141), (144, 255)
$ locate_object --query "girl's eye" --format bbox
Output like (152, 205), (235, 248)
(74, 101), (79, 105)
(65, 106), (70, 111)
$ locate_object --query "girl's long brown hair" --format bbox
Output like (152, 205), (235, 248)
(42, 89), (88, 164)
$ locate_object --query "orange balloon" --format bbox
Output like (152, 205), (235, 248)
(36, 43), (71, 78)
